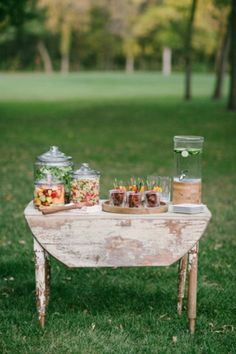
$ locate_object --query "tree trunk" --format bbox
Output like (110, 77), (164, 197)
(61, 54), (69, 74)
(126, 55), (134, 73)
(60, 22), (71, 74)
(162, 47), (172, 76)
(184, 0), (198, 100)
(37, 41), (53, 73)
(228, 0), (236, 111)
(212, 22), (230, 100)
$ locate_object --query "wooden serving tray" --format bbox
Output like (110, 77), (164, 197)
(102, 200), (168, 214)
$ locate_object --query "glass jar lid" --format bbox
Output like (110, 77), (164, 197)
(73, 163), (100, 178)
(36, 146), (72, 166)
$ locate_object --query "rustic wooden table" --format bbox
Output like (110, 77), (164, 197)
(24, 201), (211, 334)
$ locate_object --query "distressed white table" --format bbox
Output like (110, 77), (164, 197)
(24, 201), (211, 334)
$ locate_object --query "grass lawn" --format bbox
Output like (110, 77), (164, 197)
(0, 72), (235, 353)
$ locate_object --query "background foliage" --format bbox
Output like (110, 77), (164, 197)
(0, 0), (231, 72)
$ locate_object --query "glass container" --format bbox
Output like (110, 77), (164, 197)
(34, 173), (64, 208)
(71, 163), (100, 205)
(109, 189), (126, 207)
(145, 191), (160, 208)
(34, 146), (73, 203)
(172, 136), (204, 204)
(126, 191), (142, 208)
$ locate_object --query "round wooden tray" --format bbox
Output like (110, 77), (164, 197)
(102, 200), (168, 214)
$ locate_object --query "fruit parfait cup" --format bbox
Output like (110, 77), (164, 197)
(145, 177), (162, 207)
(127, 191), (142, 208)
(34, 174), (65, 208)
(126, 178), (145, 208)
(145, 190), (160, 208)
(109, 189), (126, 207)
(71, 163), (100, 206)
(109, 179), (126, 207)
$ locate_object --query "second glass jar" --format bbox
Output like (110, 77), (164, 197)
(71, 163), (100, 205)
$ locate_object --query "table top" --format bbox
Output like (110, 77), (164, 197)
(24, 201), (211, 220)
(24, 201), (211, 268)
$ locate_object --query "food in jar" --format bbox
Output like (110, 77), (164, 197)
(35, 165), (72, 203)
(71, 178), (99, 205)
(34, 184), (64, 208)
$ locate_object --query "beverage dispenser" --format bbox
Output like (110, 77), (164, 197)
(172, 136), (204, 204)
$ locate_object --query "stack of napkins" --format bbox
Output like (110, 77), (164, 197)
(171, 204), (205, 214)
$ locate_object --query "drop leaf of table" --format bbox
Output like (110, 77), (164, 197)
(24, 200), (211, 334)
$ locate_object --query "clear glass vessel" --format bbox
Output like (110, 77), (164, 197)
(71, 163), (100, 205)
(109, 189), (126, 207)
(34, 174), (65, 208)
(145, 191), (160, 208)
(34, 146), (73, 203)
(126, 191), (142, 208)
(172, 136), (204, 204)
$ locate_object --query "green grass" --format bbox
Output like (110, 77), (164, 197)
(0, 72), (235, 354)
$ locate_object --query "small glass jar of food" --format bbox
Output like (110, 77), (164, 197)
(126, 191), (142, 208)
(109, 189), (126, 207)
(34, 174), (65, 208)
(71, 163), (100, 205)
(145, 190), (160, 208)
(34, 146), (73, 204)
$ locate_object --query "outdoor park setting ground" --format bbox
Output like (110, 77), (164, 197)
(0, 73), (235, 353)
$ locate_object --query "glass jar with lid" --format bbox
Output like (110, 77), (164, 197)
(71, 163), (100, 205)
(172, 136), (204, 204)
(34, 173), (65, 208)
(34, 146), (73, 203)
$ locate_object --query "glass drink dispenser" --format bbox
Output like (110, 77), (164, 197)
(172, 136), (204, 204)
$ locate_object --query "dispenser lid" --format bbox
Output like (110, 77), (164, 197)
(73, 163), (100, 178)
(174, 136), (204, 152)
(174, 136), (204, 143)
(36, 146), (72, 164)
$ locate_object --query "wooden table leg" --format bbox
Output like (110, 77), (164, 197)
(34, 238), (50, 328)
(177, 253), (188, 316)
(188, 242), (199, 334)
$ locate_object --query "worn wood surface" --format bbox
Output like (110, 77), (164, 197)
(188, 242), (199, 334)
(25, 201), (211, 268)
(177, 253), (188, 316)
(34, 239), (50, 328)
(102, 200), (168, 214)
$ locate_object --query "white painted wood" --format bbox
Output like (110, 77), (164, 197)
(34, 239), (49, 327)
(188, 242), (199, 334)
(25, 201), (211, 268)
(177, 254), (188, 315)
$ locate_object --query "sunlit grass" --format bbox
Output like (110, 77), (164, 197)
(0, 73), (235, 353)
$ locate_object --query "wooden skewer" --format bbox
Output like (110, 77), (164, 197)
(39, 203), (87, 215)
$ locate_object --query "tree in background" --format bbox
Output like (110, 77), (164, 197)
(228, 0), (236, 110)
(38, 0), (90, 73)
(184, 0), (198, 100)
(134, 1), (186, 74)
(212, 0), (230, 100)
(0, 0), (29, 29)
(108, 0), (146, 73)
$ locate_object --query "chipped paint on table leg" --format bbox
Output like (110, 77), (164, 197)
(45, 251), (50, 307)
(177, 253), (188, 316)
(188, 242), (199, 334)
(34, 238), (50, 328)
